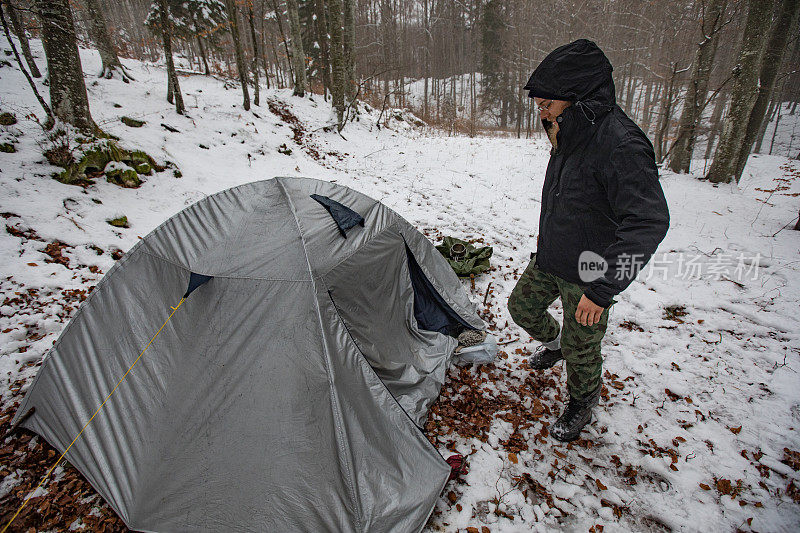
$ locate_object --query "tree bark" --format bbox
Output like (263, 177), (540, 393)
(705, 92), (726, 160)
(769, 100), (783, 154)
(733, 0), (800, 180)
(328, 0), (346, 128)
(225, 0), (251, 110)
(754, 97), (776, 153)
(258, 0), (271, 89)
(271, 0), (294, 86)
(84, 0), (132, 82)
(343, 0), (355, 101)
(668, 0), (726, 174)
(285, 0), (306, 96)
(422, 0), (429, 120)
(5, 0), (40, 77)
(247, 5), (261, 106)
(654, 62), (679, 163)
(158, 0), (184, 114)
(35, 0), (96, 131)
(197, 35), (210, 75)
(707, 0), (773, 183)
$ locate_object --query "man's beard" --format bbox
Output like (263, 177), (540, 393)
(542, 118), (558, 149)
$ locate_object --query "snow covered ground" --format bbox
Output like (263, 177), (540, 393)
(1, 40), (800, 532)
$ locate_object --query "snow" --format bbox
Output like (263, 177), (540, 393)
(1, 37), (800, 531)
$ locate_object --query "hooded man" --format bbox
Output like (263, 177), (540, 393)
(508, 39), (670, 441)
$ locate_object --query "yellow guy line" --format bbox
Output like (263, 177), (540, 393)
(1, 296), (187, 533)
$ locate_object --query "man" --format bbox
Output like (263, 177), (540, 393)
(508, 39), (669, 441)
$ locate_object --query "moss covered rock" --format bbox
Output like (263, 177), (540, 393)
(107, 216), (129, 228)
(135, 162), (152, 175)
(0, 112), (17, 126)
(53, 141), (164, 188)
(105, 161), (141, 188)
(121, 116), (145, 128)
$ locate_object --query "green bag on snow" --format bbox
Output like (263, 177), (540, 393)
(435, 236), (493, 277)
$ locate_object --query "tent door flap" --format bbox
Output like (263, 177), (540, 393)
(404, 244), (476, 337)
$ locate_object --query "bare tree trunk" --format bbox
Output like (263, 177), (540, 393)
(313, 0), (330, 99)
(343, 0), (355, 101)
(705, 92), (726, 160)
(268, 31), (284, 87)
(225, 0), (251, 110)
(668, 0), (726, 174)
(84, 0), (132, 82)
(641, 79), (658, 136)
(285, 0), (306, 97)
(247, 6), (261, 106)
(328, 0), (346, 128)
(5, 0), (40, 77)
(654, 63), (679, 163)
(707, 0), (773, 183)
(258, 0), (271, 89)
(423, 0), (429, 120)
(733, 0), (800, 180)
(380, 0), (392, 98)
(271, 0), (294, 85)
(769, 100), (783, 154)
(35, 0), (96, 131)
(754, 97), (777, 153)
(197, 35), (210, 75)
(158, 0), (184, 114)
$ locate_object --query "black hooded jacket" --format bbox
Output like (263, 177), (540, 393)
(524, 39), (669, 308)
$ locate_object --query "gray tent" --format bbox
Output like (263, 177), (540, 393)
(12, 177), (484, 532)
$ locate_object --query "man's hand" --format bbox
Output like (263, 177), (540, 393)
(575, 295), (604, 326)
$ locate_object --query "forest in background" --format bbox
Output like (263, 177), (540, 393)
(3, 0), (800, 185)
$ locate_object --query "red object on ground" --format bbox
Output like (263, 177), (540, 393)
(446, 454), (467, 481)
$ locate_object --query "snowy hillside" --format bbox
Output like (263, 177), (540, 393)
(1, 41), (800, 532)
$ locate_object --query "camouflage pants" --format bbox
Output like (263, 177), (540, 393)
(507, 254), (610, 400)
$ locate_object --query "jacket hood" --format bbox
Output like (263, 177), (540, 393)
(524, 39), (615, 123)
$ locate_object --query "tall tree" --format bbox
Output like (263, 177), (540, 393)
(707, 0), (773, 183)
(480, 0), (508, 125)
(668, 0), (727, 173)
(35, 0), (96, 132)
(732, 0), (800, 180)
(247, 4), (261, 106)
(146, 1), (227, 76)
(343, 0), (355, 100)
(328, 0), (346, 128)
(654, 62), (682, 163)
(84, 0), (133, 82)
(225, 0), (251, 110)
(3, 0), (40, 77)
(705, 92), (727, 160)
(270, 0), (294, 85)
(157, 0), (185, 114)
(285, 0), (306, 96)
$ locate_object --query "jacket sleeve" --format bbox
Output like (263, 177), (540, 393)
(583, 133), (670, 308)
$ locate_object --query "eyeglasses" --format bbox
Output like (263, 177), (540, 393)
(537, 99), (553, 113)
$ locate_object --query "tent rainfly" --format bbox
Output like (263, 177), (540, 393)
(11, 177), (485, 532)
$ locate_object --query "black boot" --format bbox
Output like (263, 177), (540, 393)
(529, 345), (563, 370)
(550, 386), (601, 442)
